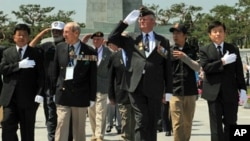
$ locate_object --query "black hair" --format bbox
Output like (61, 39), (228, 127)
(207, 21), (226, 33)
(13, 23), (31, 35)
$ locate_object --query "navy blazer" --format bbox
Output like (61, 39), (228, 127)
(53, 41), (97, 107)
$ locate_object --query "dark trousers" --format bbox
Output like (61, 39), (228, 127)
(162, 102), (172, 132)
(118, 103), (135, 141)
(43, 90), (57, 141)
(1, 100), (38, 141)
(128, 79), (161, 141)
(207, 93), (238, 141)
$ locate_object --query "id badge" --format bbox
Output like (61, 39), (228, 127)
(65, 66), (74, 80)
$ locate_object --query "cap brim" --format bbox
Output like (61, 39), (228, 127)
(169, 27), (179, 32)
(52, 28), (63, 30)
(90, 35), (104, 39)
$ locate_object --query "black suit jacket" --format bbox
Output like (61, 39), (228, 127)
(199, 42), (246, 102)
(0, 46), (7, 93)
(53, 41), (97, 107)
(108, 21), (173, 99)
(108, 50), (130, 104)
(0, 46), (44, 108)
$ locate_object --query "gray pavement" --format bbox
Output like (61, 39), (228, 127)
(1, 98), (249, 141)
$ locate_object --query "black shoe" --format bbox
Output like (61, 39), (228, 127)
(157, 119), (163, 132)
(106, 126), (112, 133)
(117, 129), (121, 134)
(158, 128), (163, 132)
(165, 131), (171, 136)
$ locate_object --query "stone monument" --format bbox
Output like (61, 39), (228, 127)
(81, 0), (172, 44)
(84, 0), (142, 34)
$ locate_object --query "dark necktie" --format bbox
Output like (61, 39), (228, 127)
(217, 46), (223, 58)
(18, 48), (23, 59)
(144, 34), (149, 52)
(69, 45), (75, 66)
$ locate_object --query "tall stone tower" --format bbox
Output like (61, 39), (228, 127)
(85, 0), (142, 33)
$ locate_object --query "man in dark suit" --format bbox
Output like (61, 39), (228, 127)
(108, 7), (173, 141)
(107, 40), (135, 141)
(0, 24), (45, 141)
(0, 30), (7, 93)
(199, 20), (247, 141)
(53, 22), (97, 141)
(0, 31), (7, 123)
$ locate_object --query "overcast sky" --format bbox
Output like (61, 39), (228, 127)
(0, 0), (237, 23)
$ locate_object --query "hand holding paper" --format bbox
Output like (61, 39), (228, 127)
(165, 93), (172, 101)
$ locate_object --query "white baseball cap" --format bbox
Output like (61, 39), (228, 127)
(51, 21), (65, 30)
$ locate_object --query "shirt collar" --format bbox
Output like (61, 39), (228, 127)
(16, 45), (28, 52)
(96, 45), (103, 52)
(142, 31), (154, 39)
(214, 42), (224, 49)
(71, 40), (80, 49)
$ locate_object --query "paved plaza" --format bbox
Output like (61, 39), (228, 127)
(0, 98), (249, 141)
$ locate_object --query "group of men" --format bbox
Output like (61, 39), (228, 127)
(0, 6), (249, 141)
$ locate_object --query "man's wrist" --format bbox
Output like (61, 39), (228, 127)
(221, 58), (225, 65)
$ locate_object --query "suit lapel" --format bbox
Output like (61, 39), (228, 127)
(145, 32), (160, 58)
(134, 35), (146, 58)
(10, 46), (24, 61)
(223, 42), (229, 55)
(23, 46), (30, 59)
(209, 44), (220, 59)
(11, 47), (20, 61)
(63, 44), (69, 66)
(118, 51), (126, 67)
(154, 33), (162, 51)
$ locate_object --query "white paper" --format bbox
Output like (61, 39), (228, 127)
(165, 93), (172, 101)
(65, 67), (74, 80)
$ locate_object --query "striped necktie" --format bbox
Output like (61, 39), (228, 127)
(69, 45), (75, 66)
(144, 34), (149, 52)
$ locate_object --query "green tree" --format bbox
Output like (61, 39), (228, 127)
(0, 4), (83, 46)
(0, 11), (9, 27)
(12, 4), (54, 26)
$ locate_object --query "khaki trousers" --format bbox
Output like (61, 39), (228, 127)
(170, 95), (196, 141)
(88, 93), (108, 140)
(55, 105), (87, 141)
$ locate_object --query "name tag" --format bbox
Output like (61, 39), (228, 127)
(65, 66), (74, 80)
